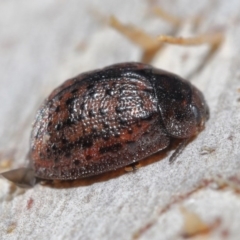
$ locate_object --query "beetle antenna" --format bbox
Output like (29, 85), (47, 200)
(158, 33), (223, 47)
(169, 138), (189, 163)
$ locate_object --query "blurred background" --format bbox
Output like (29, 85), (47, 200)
(1, 0), (240, 239)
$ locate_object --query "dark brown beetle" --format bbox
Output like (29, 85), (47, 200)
(1, 62), (209, 187)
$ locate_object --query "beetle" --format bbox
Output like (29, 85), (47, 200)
(1, 62), (209, 187)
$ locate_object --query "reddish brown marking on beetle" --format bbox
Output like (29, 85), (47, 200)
(29, 62), (209, 180)
(27, 197), (34, 210)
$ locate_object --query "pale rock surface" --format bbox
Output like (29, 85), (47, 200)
(1, 1), (240, 239)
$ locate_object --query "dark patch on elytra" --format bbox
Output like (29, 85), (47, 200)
(89, 110), (96, 117)
(126, 140), (135, 145)
(58, 95), (63, 101)
(106, 88), (114, 96)
(80, 103), (85, 110)
(114, 132), (120, 138)
(55, 106), (60, 112)
(87, 84), (95, 90)
(137, 121), (142, 128)
(61, 138), (68, 144)
(103, 122), (109, 129)
(99, 108), (107, 115)
(92, 125), (98, 132)
(66, 118), (73, 126)
(88, 90), (97, 98)
(86, 155), (92, 160)
(65, 97), (75, 106)
(119, 118), (129, 126)
(65, 151), (71, 158)
(55, 122), (63, 131)
(99, 143), (123, 154)
(56, 132), (102, 157)
(66, 116), (79, 126)
(75, 114), (85, 121)
(115, 106), (126, 113)
(80, 138), (93, 148)
(71, 88), (79, 94)
(143, 88), (153, 94)
(140, 113), (154, 121)
(128, 128), (133, 134)
(102, 134), (110, 141)
(51, 144), (57, 150)
(73, 159), (80, 165)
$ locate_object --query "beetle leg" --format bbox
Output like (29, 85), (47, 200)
(159, 33), (224, 79)
(101, 5), (183, 63)
(169, 138), (189, 163)
(125, 162), (141, 172)
(158, 33), (223, 47)
(90, 10), (163, 63)
(108, 6), (183, 46)
(108, 16), (162, 63)
(107, 6), (185, 63)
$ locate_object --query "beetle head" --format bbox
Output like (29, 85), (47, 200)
(190, 85), (209, 132)
(154, 73), (209, 139)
